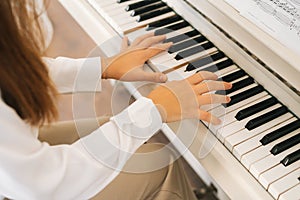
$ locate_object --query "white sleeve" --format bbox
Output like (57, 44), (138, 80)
(0, 97), (162, 200)
(43, 57), (102, 94)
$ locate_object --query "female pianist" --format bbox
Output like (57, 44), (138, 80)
(0, 0), (231, 199)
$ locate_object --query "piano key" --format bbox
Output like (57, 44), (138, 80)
(209, 95), (272, 134)
(166, 57), (229, 81)
(231, 116), (296, 159)
(218, 69), (247, 82)
(153, 46), (218, 71)
(245, 106), (289, 131)
(241, 127), (300, 170)
(137, 7), (173, 22)
(268, 167), (300, 199)
(271, 133), (300, 155)
(168, 35), (207, 53)
(120, 12), (176, 34)
(131, 2), (168, 16)
(206, 91), (268, 117)
(216, 76), (254, 95)
(147, 15), (182, 31)
(249, 143), (300, 179)
(281, 148), (300, 166)
(126, 0), (161, 11)
(117, 0), (131, 3)
(163, 29), (200, 44)
(175, 42), (215, 60)
(278, 184), (300, 200)
(150, 35), (207, 64)
(217, 104), (282, 142)
(259, 162), (300, 190)
(185, 51), (226, 71)
(224, 85), (265, 107)
(260, 120), (300, 145)
(155, 21), (190, 35)
(226, 113), (294, 152)
(235, 97), (278, 121)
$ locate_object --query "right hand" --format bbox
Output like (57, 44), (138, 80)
(147, 71), (232, 124)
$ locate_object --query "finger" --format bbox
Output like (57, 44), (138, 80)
(144, 42), (173, 58)
(198, 110), (221, 125)
(138, 35), (167, 48)
(198, 94), (231, 105)
(131, 32), (155, 46)
(137, 70), (168, 83)
(120, 36), (129, 51)
(186, 71), (218, 85)
(194, 81), (232, 94)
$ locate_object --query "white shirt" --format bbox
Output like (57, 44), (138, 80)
(0, 57), (162, 200)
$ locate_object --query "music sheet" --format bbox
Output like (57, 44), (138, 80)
(224, 0), (300, 56)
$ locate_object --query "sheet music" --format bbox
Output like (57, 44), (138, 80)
(224, 0), (300, 56)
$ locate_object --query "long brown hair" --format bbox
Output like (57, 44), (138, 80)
(0, 0), (58, 126)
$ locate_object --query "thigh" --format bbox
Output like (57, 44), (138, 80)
(91, 143), (176, 200)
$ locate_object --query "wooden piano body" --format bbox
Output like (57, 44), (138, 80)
(58, 0), (300, 199)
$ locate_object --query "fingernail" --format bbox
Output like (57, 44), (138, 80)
(226, 96), (231, 102)
(160, 75), (166, 82)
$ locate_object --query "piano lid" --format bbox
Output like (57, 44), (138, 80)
(181, 0), (300, 93)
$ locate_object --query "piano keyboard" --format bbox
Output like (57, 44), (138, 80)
(87, 0), (300, 199)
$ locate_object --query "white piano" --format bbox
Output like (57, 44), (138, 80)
(58, 0), (300, 199)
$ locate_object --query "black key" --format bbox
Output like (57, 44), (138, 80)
(281, 148), (300, 166)
(218, 69), (247, 82)
(199, 59), (233, 73)
(131, 2), (166, 16)
(245, 106), (289, 130)
(298, 176), (300, 181)
(155, 21), (189, 35)
(235, 97), (278, 121)
(137, 7), (172, 22)
(118, 0), (131, 3)
(271, 133), (300, 155)
(260, 120), (300, 145)
(168, 36), (207, 53)
(175, 42), (214, 60)
(223, 85), (265, 107)
(147, 15), (182, 31)
(216, 77), (254, 95)
(126, 0), (160, 11)
(164, 30), (199, 44)
(185, 51), (225, 71)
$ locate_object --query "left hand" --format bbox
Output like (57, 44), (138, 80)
(101, 32), (172, 83)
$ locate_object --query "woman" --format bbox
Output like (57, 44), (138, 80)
(0, 0), (231, 199)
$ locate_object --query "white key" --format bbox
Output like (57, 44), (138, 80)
(232, 117), (297, 160)
(217, 103), (282, 143)
(120, 12), (176, 33)
(110, 12), (137, 25)
(260, 162), (300, 189)
(151, 38), (207, 64)
(92, 0), (115, 7)
(209, 92), (269, 134)
(158, 47), (218, 70)
(249, 143), (300, 179)
(225, 113), (293, 151)
(241, 128), (300, 170)
(214, 94), (271, 130)
(269, 167), (300, 199)
(206, 91), (268, 118)
(278, 184), (300, 200)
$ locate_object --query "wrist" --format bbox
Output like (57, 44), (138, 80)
(155, 104), (167, 123)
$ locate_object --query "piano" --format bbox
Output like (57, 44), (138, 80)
(58, 0), (300, 199)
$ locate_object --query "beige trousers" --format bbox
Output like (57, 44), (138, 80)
(39, 118), (197, 200)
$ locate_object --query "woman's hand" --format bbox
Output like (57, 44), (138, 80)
(147, 71), (232, 124)
(102, 32), (172, 83)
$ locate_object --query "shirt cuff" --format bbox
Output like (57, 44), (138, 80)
(45, 57), (102, 93)
(74, 97), (162, 170)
